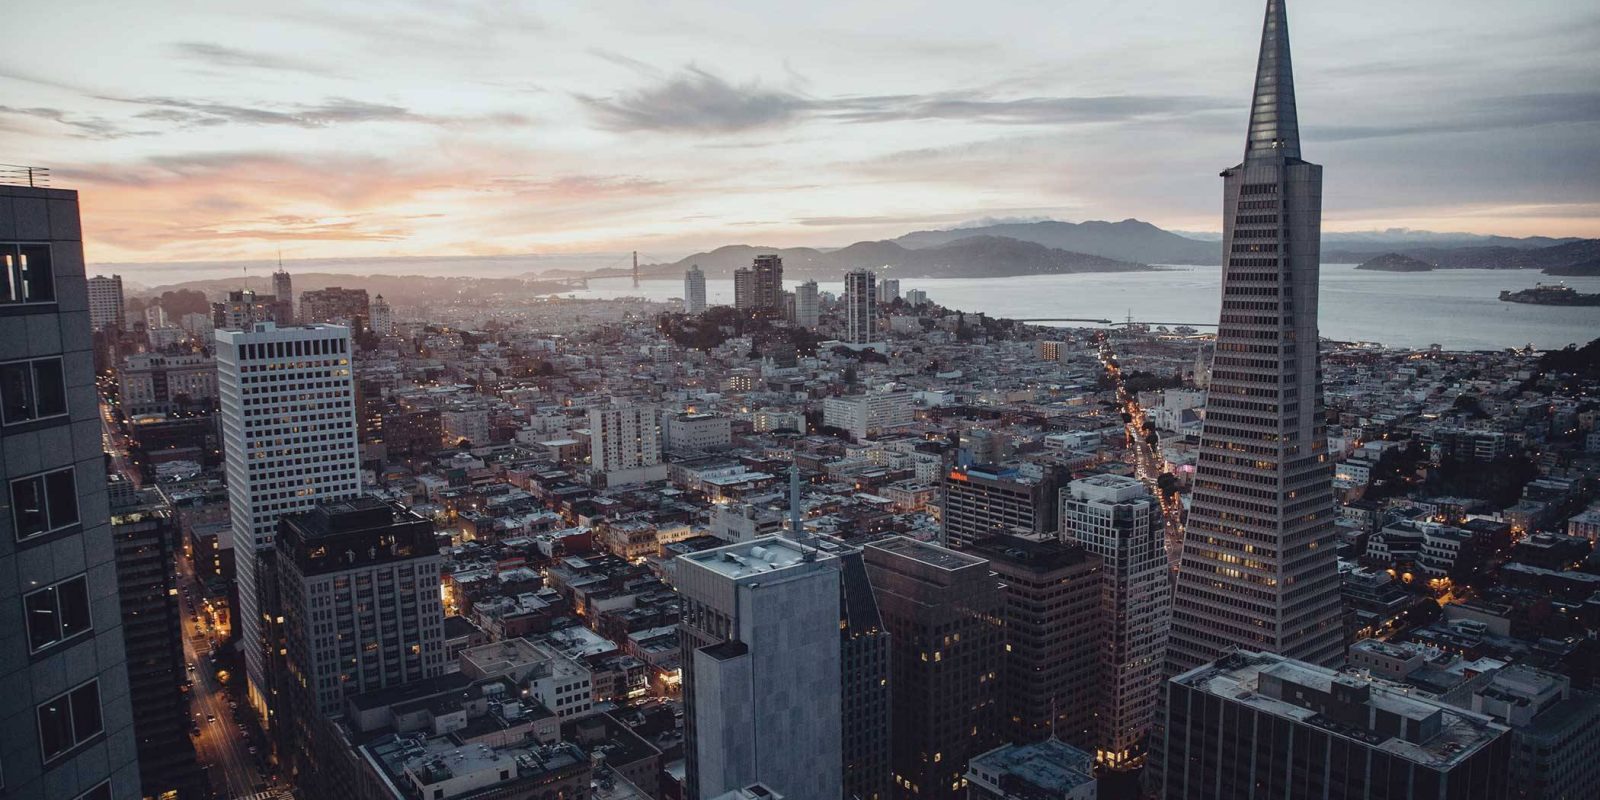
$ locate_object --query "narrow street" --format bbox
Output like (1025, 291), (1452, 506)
(1100, 339), (1189, 570)
(175, 553), (271, 799)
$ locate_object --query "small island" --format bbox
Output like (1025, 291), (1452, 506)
(1356, 252), (1436, 272)
(1500, 283), (1600, 306)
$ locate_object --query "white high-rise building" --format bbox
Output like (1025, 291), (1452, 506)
(216, 322), (361, 717)
(368, 293), (392, 335)
(1061, 474), (1170, 771)
(144, 303), (167, 330)
(589, 403), (664, 485)
(672, 536), (842, 799)
(684, 264), (707, 314)
(844, 270), (877, 346)
(87, 273), (125, 331)
(876, 277), (900, 304)
(793, 280), (819, 329)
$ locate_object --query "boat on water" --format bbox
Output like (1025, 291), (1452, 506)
(1498, 283), (1600, 306)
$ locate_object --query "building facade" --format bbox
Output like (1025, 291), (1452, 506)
(835, 549), (893, 800)
(793, 279), (819, 330)
(86, 273), (125, 332)
(299, 286), (370, 327)
(941, 463), (1056, 550)
(1061, 474), (1171, 771)
(0, 182), (142, 798)
(1167, 0), (1345, 674)
(864, 537), (1002, 800)
(216, 321), (362, 718)
(271, 267), (294, 324)
(684, 264), (707, 314)
(367, 293), (391, 335)
(1163, 651), (1511, 800)
(589, 403), (663, 485)
(844, 269), (878, 346)
(117, 351), (217, 414)
(671, 536), (843, 799)
(732, 254), (783, 317)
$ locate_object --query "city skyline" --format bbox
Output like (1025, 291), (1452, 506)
(2, 0), (1596, 266)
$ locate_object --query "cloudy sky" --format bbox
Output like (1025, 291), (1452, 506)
(4, 0), (1597, 266)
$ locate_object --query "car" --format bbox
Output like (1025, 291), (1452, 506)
(228, 701), (238, 710)
(206, 714), (216, 723)
(189, 725), (201, 737)
(186, 662), (195, 672)
(247, 746), (258, 754)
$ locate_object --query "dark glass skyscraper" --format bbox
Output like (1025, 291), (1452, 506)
(1167, 0), (1345, 674)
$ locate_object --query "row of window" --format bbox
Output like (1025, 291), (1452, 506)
(238, 338), (347, 361)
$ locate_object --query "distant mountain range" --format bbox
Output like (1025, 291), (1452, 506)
(644, 219), (1596, 277)
(642, 235), (1151, 280)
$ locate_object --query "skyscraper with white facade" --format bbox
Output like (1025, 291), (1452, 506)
(844, 269), (877, 346)
(589, 402), (664, 486)
(793, 279), (819, 329)
(672, 536), (843, 800)
(684, 264), (707, 314)
(1061, 474), (1170, 771)
(87, 273), (125, 332)
(367, 293), (391, 335)
(216, 321), (361, 718)
(2, 180), (143, 800)
(1167, 0), (1345, 675)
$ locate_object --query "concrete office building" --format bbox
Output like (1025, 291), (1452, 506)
(1168, 0), (1345, 675)
(671, 536), (842, 799)
(822, 390), (913, 442)
(941, 463), (1057, 550)
(0, 181), (142, 798)
(271, 267), (294, 324)
(87, 273), (125, 332)
(876, 277), (901, 304)
(117, 351), (217, 415)
(299, 286), (369, 328)
(793, 279), (819, 330)
(684, 264), (708, 314)
(275, 497), (445, 717)
(664, 411), (733, 453)
(834, 549), (892, 800)
(1163, 651), (1511, 799)
(1062, 475), (1170, 770)
(969, 535), (1102, 748)
(110, 489), (205, 800)
(864, 537), (1002, 800)
(844, 269), (877, 346)
(1463, 665), (1600, 800)
(216, 321), (362, 718)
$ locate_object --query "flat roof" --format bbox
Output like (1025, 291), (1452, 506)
(866, 536), (987, 571)
(681, 536), (827, 580)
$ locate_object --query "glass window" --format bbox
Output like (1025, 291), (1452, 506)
(74, 782), (112, 800)
(24, 575), (92, 651)
(11, 468), (78, 540)
(37, 680), (100, 762)
(0, 244), (54, 305)
(0, 358), (68, 425)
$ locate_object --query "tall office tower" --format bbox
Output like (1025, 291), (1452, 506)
(876, 277), (900, 304)
(1167, 0), (1344, 675)
(299, 286), (370, 327)
(216, 321), (361, 719)
(834, 549), (892, 800)
(1061, 475), (1171, 771)
(110, 485), (205, 800)
(671, 536), (842, 799)
(793, 279), (819, 329)
(0, 182), (142, 798)
(844, 269), (877, 345)
(144, 303), (168, 331)
(366, 293), (391, 335)
(904, 288), (929, 307)
(684, 264), (708, 314)
(271, 266), (294, 324)
(216, 288), (277, 330)
(589, 402), (663, 484)
(864, 537), (1003, 800)
(969, 534), (1102, 748)
(1163, 652), (1511, 799)
(732, 254), (784, 317)
(941, 463), (1058, 550)
(87, 273), (125, 332)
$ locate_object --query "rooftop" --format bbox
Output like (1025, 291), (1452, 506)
(866, 535), (987, 571)
(680, 536), (829, 580)
(968, 738), (1097, 794)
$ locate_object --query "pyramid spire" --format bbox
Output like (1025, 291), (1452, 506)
(1244, 0), (1300, 161)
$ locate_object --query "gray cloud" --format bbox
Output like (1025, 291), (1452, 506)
(1318, 92), (1600, 142)
(0, 105), (150, 139)
(102, 96), (529, 130)
(170, 42), (331, 75)
(579, 65), (1234, 134)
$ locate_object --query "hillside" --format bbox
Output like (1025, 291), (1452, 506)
(1327, 239), (1600, 269)
(646, 236), (1149, 279)
(1355, 253), (1436, 272)
(894, 219), (1218, 265)
(1544, 259), (1600, 277)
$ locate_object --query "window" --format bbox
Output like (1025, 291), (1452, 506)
(74, 781), (111, 800)
(11, 467), (79, 540)
(1, 357), (67, 425)
(0, 244), (54, 305)
(25, 575), (92, 652)
(36, 681), (101, 763)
